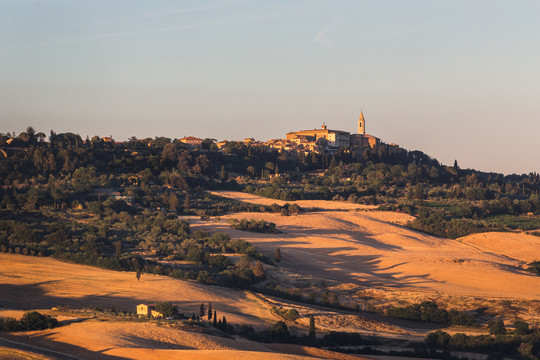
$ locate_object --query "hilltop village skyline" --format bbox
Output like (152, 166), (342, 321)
(0, 112), (528, 175)
(178, 112), (388, 155)
(1, 111), (537, 175)
(3, 2), (540, 175)
(3, 112), (388, 156)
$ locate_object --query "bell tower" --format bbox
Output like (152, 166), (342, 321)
(358, 111), (365, 135)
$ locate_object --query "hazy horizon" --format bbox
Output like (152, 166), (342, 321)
(1, 0), (539, 175)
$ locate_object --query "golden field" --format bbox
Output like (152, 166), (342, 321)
(1, 192), (539, 359)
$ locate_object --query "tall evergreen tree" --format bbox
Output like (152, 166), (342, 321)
(220, 165), (227, 181)
(184, 193), (191, 210)
(114, 240), (122, 258)
(207, 303), (212, 321)
(199, 303), (206, 318)
(309, 315), (316, 340)
(213, 310), (217, 327)
(169, 194), (179, 211)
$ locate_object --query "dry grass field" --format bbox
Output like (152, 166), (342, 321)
(0, 253), (377, 359)
(1, 192), (539, 359)
(196, 192), (540, 300)
(0, 254), (275, 327)
(208, 191), (377, 211)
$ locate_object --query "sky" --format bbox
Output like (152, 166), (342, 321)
(1, 0), (539, 175)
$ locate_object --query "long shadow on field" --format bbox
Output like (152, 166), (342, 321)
(278, 224), (403, 251)
(100, 333), (193, 350)
(195, 221), (435, 289)
(278, 243), (434, 289)
(0, 282), (142, 311)
(1, 331), (130, 360)
(0, 282), (253, 318)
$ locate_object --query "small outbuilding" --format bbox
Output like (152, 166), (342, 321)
(137, 303), (178, 318)
(137, 303), (160, 318)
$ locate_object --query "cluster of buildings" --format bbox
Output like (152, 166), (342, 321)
(180, 112), (381, 154)
(282, 111), (379, 151)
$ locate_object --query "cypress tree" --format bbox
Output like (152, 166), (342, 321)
(114, 240), (122, 258)
(208, 303), (212, 321)
(169, 194), (179, 211)
(199, 303), (205, 318)
(309, 315), (316, 340)
(213, 311), (217, 327)
(222, 316), (227, 331)
(184, 193), (190, 210)
(220, 165), (227, 181)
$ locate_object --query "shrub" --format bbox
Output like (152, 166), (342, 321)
(229, 219), (281, 234)
(488, 320), (506, 335)
(230, 239), (260, 258)
(19, 311), (59, 331)
(0, 317), (21, 332)
(448, 310), (476, 326)
(282, 309), (299, 321)
(425, 330), (451, 347)
(207, 254), (233, 268)
(513, 320), (529, 335)
(154, 302), (178, 318)
(252, 260), (265, 278)
(271, 306), (299, 321)
(0, 312), (58, 332)
(270, 321), (290, 341)
(526, 261), (540, 275)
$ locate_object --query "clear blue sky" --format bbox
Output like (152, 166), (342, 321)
(1, 0), (539, 174)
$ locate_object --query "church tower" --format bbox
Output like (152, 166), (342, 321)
(358, 111), (365, 135)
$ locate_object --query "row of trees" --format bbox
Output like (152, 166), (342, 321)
(425, 320), (539, 358)
(385, 301), (476, 326)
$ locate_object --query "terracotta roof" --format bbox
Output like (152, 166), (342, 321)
(180, 136), (202, 141)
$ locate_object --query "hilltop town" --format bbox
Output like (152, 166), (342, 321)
(178, 112), (395, 156)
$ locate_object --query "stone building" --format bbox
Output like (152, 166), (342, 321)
(350, 133), (380, 148)
(350, 111), (380, 149)
(358, 111), (365, 135)
(136, 303), (177, 318)
(283, 111), (381, 151)
(179, 136), (203, 146)
(286, 124), (350, 148)
(137, 303), (158, 317)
